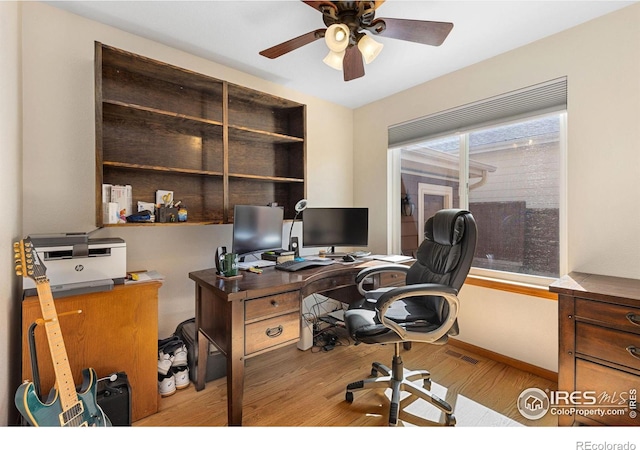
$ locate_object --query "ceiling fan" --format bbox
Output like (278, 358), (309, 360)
(259, 1), (454, 82)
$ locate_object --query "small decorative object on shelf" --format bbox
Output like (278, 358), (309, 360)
(178, 206), (188, 222)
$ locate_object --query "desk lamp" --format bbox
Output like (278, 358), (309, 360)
(289, 199), (307, 257)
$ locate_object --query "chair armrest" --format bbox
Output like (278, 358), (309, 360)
(375, 284), (460, 344)
(355, 264), (411, 296)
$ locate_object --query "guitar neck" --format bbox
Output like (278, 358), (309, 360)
(35, 280), (79, 412)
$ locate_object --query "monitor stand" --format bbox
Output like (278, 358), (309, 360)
(321, 246), (346, 259)
(322, 252), (346, 259)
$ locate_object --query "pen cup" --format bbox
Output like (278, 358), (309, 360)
(221, 253), (239, 277)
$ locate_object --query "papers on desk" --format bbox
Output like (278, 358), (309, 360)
(371, 254), (414, 263)
(125, 270), (165, 284)
(237, 260), (275, 270)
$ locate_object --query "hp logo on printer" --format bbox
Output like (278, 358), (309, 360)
(75, 265), (84, 272)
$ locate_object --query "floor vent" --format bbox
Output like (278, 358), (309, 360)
(445, 350), (462, 358)
(461, 355), (480, 365)
(445, 349), (479, 365)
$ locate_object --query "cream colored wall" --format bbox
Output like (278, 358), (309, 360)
(20, 2), (353, 339)
(354, 3), (640, 371)
(1, 1), (23, 426)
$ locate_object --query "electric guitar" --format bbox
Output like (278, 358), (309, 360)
(14, 238), (111, 427)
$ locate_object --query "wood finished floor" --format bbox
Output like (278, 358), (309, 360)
(135, 333), (558, 427)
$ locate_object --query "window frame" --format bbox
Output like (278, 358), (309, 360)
(390, 110), (568, 288)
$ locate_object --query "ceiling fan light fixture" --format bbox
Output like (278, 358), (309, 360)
(323, 50), (345, 71)
(325, 23), (350, 53)
(358, 34), (384, 64)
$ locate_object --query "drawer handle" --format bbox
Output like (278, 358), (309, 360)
(266, 325), (283, 338)
(626, 346), (640, 360)
(626, 313), (640, 327)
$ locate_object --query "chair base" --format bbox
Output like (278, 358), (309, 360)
(345, 343), (456, 426)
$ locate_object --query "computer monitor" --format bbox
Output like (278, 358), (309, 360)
(232, 205), (284, 257)
(302, 207), (368, 255)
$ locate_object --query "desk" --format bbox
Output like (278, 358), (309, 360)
(189, 260), (405, 426)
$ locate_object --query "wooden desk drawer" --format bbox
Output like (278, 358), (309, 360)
(575, 358), (639, 426)
(379, 272), (406, 287)
(245, 291), (299, 322)
(576, 298), (640, 334)
(576, 322), (640, 371)
(245, 312), (300, 355)
(302, 273), (354, 296)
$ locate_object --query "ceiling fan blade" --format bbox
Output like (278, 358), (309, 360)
(343, 45), (365, 82)
(374, 18), (454, 46)
(259, 29), (326, 59)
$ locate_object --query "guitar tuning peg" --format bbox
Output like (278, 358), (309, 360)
(13, 242), (19, 248)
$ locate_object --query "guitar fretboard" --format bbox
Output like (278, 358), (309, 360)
(35, 275), (80, 423)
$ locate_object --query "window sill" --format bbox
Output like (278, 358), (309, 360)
(465, 274), (558, 301)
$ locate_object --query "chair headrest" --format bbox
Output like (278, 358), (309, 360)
(425, 209), (470, 246)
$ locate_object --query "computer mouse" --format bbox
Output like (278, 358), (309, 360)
(343, 254), (356, 262)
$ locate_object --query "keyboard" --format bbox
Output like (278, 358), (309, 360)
(275, 258), (335, 272)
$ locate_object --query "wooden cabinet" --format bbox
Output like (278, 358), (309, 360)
(21, 282), (161, 422)
(550, 272), (640, 426)
(95, 42), (306, 226)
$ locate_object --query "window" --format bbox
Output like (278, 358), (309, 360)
(389, 79), (566, 283)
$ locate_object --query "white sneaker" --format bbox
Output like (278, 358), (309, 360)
(158, 373), (176, 397)
(157, 353), (172, 375)
(171, 345), (188, 367)
(173, 366), (190, 390)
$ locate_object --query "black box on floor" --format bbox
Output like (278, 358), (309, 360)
(96, 372), (131, 426)
(174, 318), (226, 384)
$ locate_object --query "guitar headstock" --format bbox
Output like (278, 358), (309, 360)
(13, 238), (47, 283)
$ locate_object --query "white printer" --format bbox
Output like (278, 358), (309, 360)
(23, 233), (126, 298)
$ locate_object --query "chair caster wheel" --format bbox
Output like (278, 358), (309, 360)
(370, 369), (378, 377)
(345, 391), (354, 403)
(423, 379), (431, 390)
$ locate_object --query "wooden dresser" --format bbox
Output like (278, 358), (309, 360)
(21, 282), (161, 422)
(550, 272), (640, 426)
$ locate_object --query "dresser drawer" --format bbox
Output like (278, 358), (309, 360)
(575, 359), (639, 426)
(245, 291), (299, 322)
(245, 312), (300, 355)
(576, 298), (640, 334)
(576, 322), (640, 370)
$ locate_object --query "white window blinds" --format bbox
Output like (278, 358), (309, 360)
(388, 77), (567, 147)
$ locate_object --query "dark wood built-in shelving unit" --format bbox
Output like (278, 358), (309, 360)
(95, 42), (306, 226)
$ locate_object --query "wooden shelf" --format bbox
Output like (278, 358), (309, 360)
(103, 161), (224, 178)
(103, 100), (224, 131)
(95, 42), (306, 226)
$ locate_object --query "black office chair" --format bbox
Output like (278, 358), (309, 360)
(344, 209), (477, 426)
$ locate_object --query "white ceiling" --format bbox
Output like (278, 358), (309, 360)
(46, 0), (635, 109)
